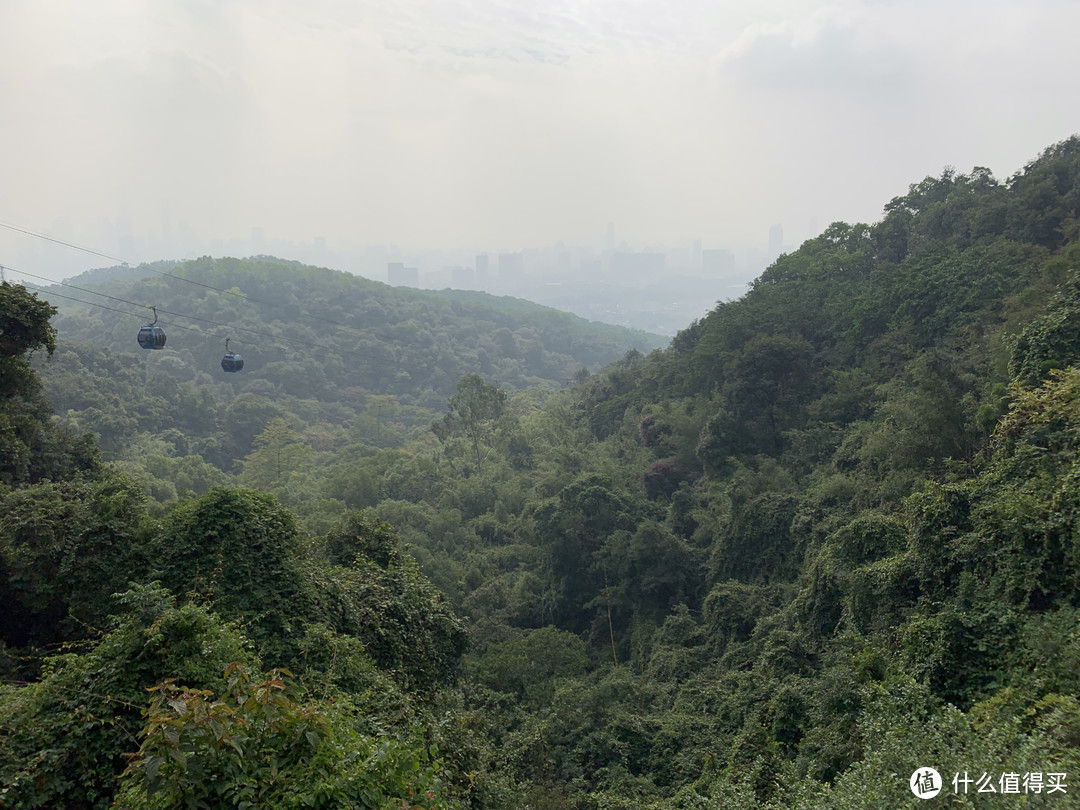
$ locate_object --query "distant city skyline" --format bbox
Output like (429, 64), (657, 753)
(0, 214), (783, 337)
(0, 215), (796, 289)
(3, 0), (1077, 289)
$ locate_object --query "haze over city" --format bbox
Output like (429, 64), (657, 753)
(2, 0), (1079, 318)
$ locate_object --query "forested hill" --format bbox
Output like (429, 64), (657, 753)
(5, 136), (1080, 809)
(29, 257), (662, 503)
(474, 135), (1080, 806)
(49, 256), (664, 402)
(372, 136), (1080, 807)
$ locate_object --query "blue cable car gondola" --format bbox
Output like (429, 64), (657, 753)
(137, 307), (166, 350)
(221, 338), (244, 372)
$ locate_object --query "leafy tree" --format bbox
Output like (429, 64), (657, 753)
(726, 335), (814, 449)
(604, 520), (704, 627)
(114, 663), (458, 809)
(708, 492), (800, 585)
(471, 626), (588, 703)
(150, 487), (313, 664)
(321, 508), (401, 568)
(0, 281), (56, 366)
(434, 374), (507, 473)
(0, 583), (255, 810)
(535, 474), (639, 634)
(239, 417), (314, 490)
(151, 500), (471, 691)
(0, 473), (151, 651)
(0, 282), (98, 485)
(1004, 135), (1080, 250)
(314, 538), (469, 691)
(1010, 258), (1080, 387)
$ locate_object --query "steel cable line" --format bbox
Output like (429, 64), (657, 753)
(0, 219), (128, 264)
(2, 263), (162, 311)
(10, 279), (145, 321)
(4, 266), (437, 374)
(0, 219), (380, 333)
(8, 277), (253, 346)
(0, 219), (476, 376)
(9, 276), (376, 368)
(8, 280), (280, 371)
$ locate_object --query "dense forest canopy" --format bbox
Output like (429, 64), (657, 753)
(3, 136), (1080, 808)
(48, 256), (664, 402)
(26, 258), (662, 527)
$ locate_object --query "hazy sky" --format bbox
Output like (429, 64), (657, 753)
(2, 0), (1079, 279)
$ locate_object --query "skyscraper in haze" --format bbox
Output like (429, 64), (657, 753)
(452, 266), (474, 288)
(387, 262), (419, 287)
(611, 251), (665, 280)
(498, 252), (524, 279)
(769, 223), (784, 255)
(702, 249), (735, 276)
(475, 253), (489, 287)
(607, 222), (614, 252)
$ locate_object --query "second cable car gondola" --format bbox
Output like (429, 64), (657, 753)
(221, 338), (244, 372)
(137, 307), (166, 350)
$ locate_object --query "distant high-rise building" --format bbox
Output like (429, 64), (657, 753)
(667, 246), (691, 269)
(160, 202), (174, 248)
(769, 223), (784, 254)
(452, 265), (474, 288)
(498, 252), (524, 278)
(476, 253), (489, 275)
(611, 251), (665, 279)
(702, 249), (735, 276)
(387, 262), (419, 287)
(607, 222), (614, 252)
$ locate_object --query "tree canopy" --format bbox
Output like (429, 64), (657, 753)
(6, 136), (1080, 808)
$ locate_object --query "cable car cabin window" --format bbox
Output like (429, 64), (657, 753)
(137, 326), (166, 350)
(221, 352), (244, 372)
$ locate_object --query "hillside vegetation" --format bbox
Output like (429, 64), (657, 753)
(3, 136), (1080, 808)
(33, 259), (661, 526)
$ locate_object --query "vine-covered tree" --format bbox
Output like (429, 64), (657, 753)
(433, 373), (507, 473)
(0, 282), (97, 485)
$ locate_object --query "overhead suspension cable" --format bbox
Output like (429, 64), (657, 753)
(10, 273), (331, 358)
(0, 220), (129, 265)
(4, 265), (436, 373)
(0, 219), (371, 333)
(12, 280), (145, 321)
(0, 219), (462, 375)
(4, 264), (163, 312)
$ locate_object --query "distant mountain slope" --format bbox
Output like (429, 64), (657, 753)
(466, 135), (1080, 806)
(33, 256), (663, 468)
(10, 138), (1080, 810)
(51, 256), (664, 396)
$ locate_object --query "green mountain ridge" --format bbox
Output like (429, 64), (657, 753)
(31, 255), (662, 478)
(4, 136), (1080, 808)
(53, 255), (666, 379)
